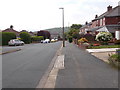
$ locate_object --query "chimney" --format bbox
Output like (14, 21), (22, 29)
(107, 5), (112, 11)
(85, 21), (88, 25)
(10, 25), (13, 29)
(95, 15), (98, 18)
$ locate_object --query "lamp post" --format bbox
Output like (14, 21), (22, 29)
(59, 7), (65, 47)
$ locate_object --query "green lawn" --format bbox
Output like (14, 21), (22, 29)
(88, 45), (120, 49)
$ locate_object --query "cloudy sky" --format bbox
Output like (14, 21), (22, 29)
(0, 0), (119, 31)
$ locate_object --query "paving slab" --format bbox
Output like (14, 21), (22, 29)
(86, 48), (120, 53)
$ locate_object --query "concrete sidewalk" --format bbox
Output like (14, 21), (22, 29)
(55, 42), (118, 88)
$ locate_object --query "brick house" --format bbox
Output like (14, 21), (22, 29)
(80, 5), (120, 38)
(2, 26), (20, 37)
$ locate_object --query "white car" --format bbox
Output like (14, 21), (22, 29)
(43, 39), (50, 43)
(8, 39), (24, 46)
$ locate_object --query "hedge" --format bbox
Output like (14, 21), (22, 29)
(31, 36), (44, 42)
(20, 32), (31, 44)
(2, 32), (16, 45)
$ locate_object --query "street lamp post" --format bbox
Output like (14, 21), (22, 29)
(59, 7), (65, 47)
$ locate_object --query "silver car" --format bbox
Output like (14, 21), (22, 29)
(8, 39), (24, 46)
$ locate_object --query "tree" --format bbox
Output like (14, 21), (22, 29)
(20, 32), (31, 44)
(37, 30), (51, 39)
(70, 24), (82, 30)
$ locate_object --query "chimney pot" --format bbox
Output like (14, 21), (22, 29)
(107, 5), (112, 11)
(95, 15), (98, 18)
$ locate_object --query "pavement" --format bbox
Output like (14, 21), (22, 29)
(55, 42), (119, 88)
(86, 48), (120, 63)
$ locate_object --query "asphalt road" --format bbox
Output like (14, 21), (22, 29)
(55, 42), (119, 88)
(3, 41), (62, 88)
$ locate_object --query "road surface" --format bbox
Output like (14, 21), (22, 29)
(3, 42), (62, 88)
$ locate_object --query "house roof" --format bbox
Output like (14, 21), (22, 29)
(93, 25), (120, 33)
(106, 25), (120, 33)
(88, 26), (103, 31)
(81, 22), (92, 29)
(2, 28), (20, 35)
(93, 5), (120, 21)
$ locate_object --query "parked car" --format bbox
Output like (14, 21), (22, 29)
(43, 39), (50, 43)
(51, 39), (56, 42)
(8, 39), (24, 46)
(40, 40), (44, 43)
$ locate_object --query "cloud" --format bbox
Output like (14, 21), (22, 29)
(0, 0), (119, 31)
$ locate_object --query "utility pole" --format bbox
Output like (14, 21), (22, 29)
(59, 7), (65, 47)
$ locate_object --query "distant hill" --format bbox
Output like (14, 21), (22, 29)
(45, 27), (70, 36)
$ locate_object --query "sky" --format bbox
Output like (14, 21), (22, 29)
(0, 0), (119, 32)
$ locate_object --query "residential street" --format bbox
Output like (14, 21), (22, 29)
(55, 42), (119, 88)
(2, 41), (119, 88)
(3, 41), (62, 88)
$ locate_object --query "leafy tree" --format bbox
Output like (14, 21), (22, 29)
(20, 32), (31, 44)
(2, 32), (16, 45)
(70, 24), (82, 30)
(37, 30), (51, 39)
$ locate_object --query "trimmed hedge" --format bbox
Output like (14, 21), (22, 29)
(20, 32), (31, 44)
(2, 32), (16, 45)
(31, 36), (44, 42)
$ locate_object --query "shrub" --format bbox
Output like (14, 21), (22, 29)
(2, 32), (16, 45)
(20, 32), (31, 44)
(68, 36), (72, 43)
(31, 36), (44, 42)
(109, 53), (120, 69)
(78, 38), (88, 43)
(84, 33), (94, 41)
(95, 32), (113, 42)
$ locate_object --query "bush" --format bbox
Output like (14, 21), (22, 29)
(109, 53), (120, 69)
(95, 32), (113, 42)
(31, 36), (44, 42)
(84, 33), (94, 41)
(20, 32), (31, 44)
(78, 38), (88, 43)
(2, 32), (16, 45)
(68, 36), (72, 43)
